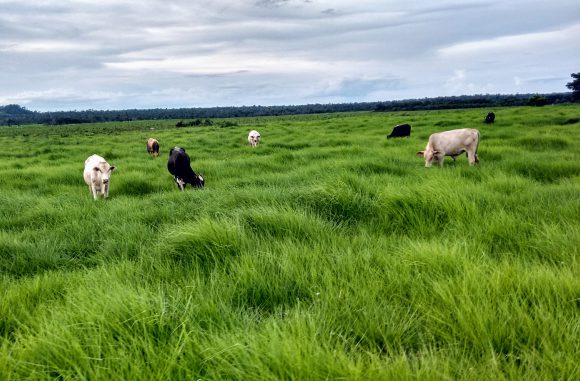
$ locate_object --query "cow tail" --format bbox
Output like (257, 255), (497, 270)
(475, 130), (480, 163)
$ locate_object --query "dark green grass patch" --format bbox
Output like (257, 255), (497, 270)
(516, 136), (570, 150)
(296, 175), (382, 225)
(268, 142), (312, 150)
(433, 119), (462, 127)
(156, 218), (246, 271)
(229, 252), (313, 314)
(560, 117), (579, 125)
(240, 206), (337, 243)
(511, 160), (580, 183)
(113, 172), (164, 196)
(350, 158), (408, 177)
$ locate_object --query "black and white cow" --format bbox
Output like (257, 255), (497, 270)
(387, 124), (411, 139)
(167, 147), (204, 190)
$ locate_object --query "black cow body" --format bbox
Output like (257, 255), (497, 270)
(485, 112), (495, 124)
(167, 147), (204, 190)
(387, 124), (411, 139)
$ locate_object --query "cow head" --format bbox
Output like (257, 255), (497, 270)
(191, 173), (204, 188)
(416, 149), (439, 167)
(174, 173), (204, 190)
(248, 131), (261, 147)
(93, 163), (116, 183)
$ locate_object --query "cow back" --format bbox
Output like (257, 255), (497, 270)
(387, 124), (411, 138)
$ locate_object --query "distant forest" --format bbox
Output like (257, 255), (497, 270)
(0, 93), (574, 126)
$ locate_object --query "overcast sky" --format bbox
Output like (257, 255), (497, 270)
(1, 0), (578, 111)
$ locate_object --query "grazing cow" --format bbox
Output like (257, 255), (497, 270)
(248, 130), (261, 147)
(83, 154), (116, 200)
(167, 147), (204, 190)
(417, 128), (480, 167)
(485, 112), (495, 124)
(387, 123), (411, 139)
(147, 138), (160, 157)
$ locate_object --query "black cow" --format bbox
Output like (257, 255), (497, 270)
(387, 124), (411, 139)
(167, 147), (204, 190)
(485, 112), (495, 124)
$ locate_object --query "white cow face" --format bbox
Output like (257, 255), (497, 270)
(248, 131), (261, 147)
(94, 163), (116, 183)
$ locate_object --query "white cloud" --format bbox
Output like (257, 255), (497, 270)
(0, 40), (98, 53)
(438, 23), (580, 57)
(104, 54), (329, 75)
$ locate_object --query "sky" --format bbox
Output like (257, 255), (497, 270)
(0, 0), (579, 111)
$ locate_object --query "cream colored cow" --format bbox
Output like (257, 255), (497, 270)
(83, 154), (116, 200)
(417, 128), (480, 167)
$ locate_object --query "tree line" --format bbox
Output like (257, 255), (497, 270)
(0, 92), (575, 126)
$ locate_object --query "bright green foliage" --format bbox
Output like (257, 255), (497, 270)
(0, 106), (579, 380)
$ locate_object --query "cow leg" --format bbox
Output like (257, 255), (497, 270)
(175, 177), (185, 191)
(104, 183), (109, 198)
(91, 184), (98, 200)
(467, 151), (477, 166)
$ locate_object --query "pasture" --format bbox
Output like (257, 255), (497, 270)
(0, 105), (579, 380)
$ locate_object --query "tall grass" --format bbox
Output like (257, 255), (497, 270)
(0, 105), (579, 379)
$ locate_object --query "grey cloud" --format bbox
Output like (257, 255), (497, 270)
(322, 77), (405, 97)
(523, 76), (570, 85)
(1, 0), (579, 111)
(255, 0), (291, 8)
(255, 0), (315, 8)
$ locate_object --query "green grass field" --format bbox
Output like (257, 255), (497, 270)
(0, 105), (579, 380)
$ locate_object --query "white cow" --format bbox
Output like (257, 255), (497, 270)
(417, 128), (480, 167)
(83, 154), (116, 200)
(248, 130), (261, 148)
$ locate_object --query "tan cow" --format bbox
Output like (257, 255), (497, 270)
(417, 128), (480, 167)
(147, 138), (160, 157)
(83, 154), (116, 200)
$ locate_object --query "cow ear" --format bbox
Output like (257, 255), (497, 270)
(416, 151), (424, 157)
(109, 166), (116, 172)
(93, 166), (100, 172)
